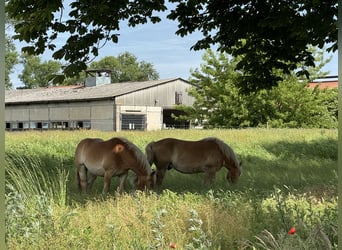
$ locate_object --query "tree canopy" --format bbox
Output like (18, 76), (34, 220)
(16, 52), (159, 88)
(18, 54), (62, 88)
(5, 34), (18, 89)
(89, 52), (159, 83)
(5, 0), (337, 92)
(176, 49), (337, 128)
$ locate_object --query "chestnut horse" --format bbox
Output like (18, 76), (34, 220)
(145, 137), (242, 187)
(75, 137), (155, 193)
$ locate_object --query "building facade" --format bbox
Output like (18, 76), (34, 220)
(5, 77), (195, 131)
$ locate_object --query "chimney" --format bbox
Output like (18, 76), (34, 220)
(85, 69), (112, 87)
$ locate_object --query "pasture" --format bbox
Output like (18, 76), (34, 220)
(5, 129), (337, 249)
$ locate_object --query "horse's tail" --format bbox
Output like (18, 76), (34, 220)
(145, 141), (155, 165)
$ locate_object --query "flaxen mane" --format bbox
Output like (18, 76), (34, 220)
(202, 137), (241, 170)
(117, 137), (152, 174)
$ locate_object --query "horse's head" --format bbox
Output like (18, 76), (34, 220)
(134, 171), (156, 191)
(227, 161), (242, 184)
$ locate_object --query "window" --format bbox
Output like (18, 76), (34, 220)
(76, 121), (91, 129)
(12, 123), (18, 129)
(42, 122), (49, 129)
(83, 121), (91, 129)
(30, 122), (37, 129)
(175, 91), (183, 105)
(23, 122), (30, 129)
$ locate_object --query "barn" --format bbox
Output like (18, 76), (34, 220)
(5, 74), (195, 131)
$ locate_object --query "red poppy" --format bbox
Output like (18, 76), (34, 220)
(169, 243), (177, 248)
(288, 227), (296, 235)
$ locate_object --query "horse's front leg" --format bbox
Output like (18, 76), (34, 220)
(156, 165), (167, 187)
(103, 170), (115, 194)
(117, 172), (128, 194)
(204, 166), (216, 185)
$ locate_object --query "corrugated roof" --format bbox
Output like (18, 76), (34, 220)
(5, 78), (185, 104)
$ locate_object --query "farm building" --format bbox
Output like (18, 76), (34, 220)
(307, 75), (338, 89)
(5, 74), (195, 131)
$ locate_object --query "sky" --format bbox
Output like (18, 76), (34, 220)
(9, 8), (338, 88)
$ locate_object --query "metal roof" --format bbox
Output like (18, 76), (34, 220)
(5, 78), (187, 104)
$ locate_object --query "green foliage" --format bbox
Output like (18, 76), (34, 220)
(150, 208), (168, 249)
(18, 53), (62, 88)
(186, 209), (212, 249)
(6, 0), (166, 78)
(6, 1), (336, 90)
(5, 34), (19, 89)
(244, 187), (337, 249)
(89, 52), (159, 83)
(266, 79), (338, 128)
(5, 129), (337, 249)
(168, 0), (337, 92)
(178, 49), (337, 128)
(6, 188), (55, 247)
(184, 49), (248, 128)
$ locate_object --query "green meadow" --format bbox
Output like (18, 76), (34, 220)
(5, 129), (337, 249)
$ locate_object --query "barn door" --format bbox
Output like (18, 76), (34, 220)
(121, 114), (146, 130)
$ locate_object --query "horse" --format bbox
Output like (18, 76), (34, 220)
(75, 137), (155, 194)
(145, 137), (242, 187)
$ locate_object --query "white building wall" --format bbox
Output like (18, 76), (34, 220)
(115, 105), (162, 131)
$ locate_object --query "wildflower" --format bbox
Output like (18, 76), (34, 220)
(288, 227), (296, 235)
(169, 243), (177, 248)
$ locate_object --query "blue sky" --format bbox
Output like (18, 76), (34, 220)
(10, 9), (338, 88)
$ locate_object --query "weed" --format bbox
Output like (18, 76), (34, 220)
(150, 208), (168, 249)
(186, 209), (212, 250)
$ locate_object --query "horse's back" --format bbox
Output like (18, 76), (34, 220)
(75, 138), (104, 163)
(151, 138), (223, 168)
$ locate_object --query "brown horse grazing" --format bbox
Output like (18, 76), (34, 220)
(145, 137), (242, 187)
(75, 137), (155, 193)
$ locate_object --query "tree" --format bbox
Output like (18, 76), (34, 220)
(5, 1), (337, 92)
(168, 0), (337, 92)
(265, 76), (337, 128)
(183, 49), (246, 128)
(177, 49), (337, 128)
(89, 52), (159, 82)
(19, 54), (62, 88)
(5, 0), (166, 79)
(5, 34), (18, 89)
(5, 12), (19, 89)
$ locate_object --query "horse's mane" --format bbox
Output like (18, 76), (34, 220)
(202, 137), (241, 170)
(116, 137), (152, 174)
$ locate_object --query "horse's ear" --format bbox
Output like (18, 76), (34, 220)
(113, 144), (125, 153)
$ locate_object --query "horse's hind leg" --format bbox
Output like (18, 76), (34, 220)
(86, 173), (97, 192)
(103, 170), (115, 194)
(77, 164), (88, 192)
(118, 172), (128, 194)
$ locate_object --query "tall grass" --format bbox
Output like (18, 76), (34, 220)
(5, 153), (68, 206)
(5, 153), (68, 248)
(5, 129), (337, 249)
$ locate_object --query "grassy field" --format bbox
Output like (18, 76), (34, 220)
(5, 129), (337, 249)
